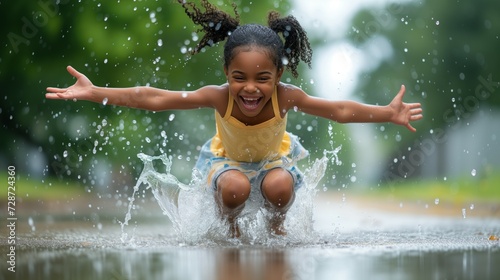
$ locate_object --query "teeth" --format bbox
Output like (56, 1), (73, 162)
(241, 96), (260, 110)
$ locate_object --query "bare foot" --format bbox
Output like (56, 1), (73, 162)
(270, 223), (286, 236)
(228, 218), (241, 238)
(269, 214), (287, 236)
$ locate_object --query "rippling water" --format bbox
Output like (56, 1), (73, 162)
(3, 151), (500, 279)
(6, 201), (500, 280)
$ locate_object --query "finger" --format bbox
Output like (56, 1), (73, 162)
(46, 87), (68, 93)
(410, 108), (423, 115)
(406, 123), (417, 132)
(45, 93), (61, 99)
(46, 89), (73, 99)
(397, 84), (406, 98)
(45, 92), (67, 99)
(408, 102), (421, 109)
(66, 65), (83, 79)
(411, 114), (423, 121)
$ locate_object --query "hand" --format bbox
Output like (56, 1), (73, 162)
(389, 85), (423, 132)
(46, 66), (93, 101)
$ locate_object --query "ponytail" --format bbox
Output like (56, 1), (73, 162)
(178, 1), (312, 78)
(177, 0), (240, 54)
(268, 11), (312, 78)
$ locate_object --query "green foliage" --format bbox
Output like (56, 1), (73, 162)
(348, 0), (500, 145)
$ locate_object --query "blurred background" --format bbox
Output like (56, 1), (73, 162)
(1, 0), (499, 204)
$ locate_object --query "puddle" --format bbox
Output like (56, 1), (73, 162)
(3, 196), (500, 280)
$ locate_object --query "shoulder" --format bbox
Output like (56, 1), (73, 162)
(277, 82), (309, 112)
(195, 84), (229, 95)
(195, 84), (229, 114)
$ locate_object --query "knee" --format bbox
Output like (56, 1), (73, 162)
(261, 168), (295, 210)
(216, 170), (251, 209)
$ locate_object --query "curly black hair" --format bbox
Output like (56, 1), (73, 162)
(177, 0), (312, 78)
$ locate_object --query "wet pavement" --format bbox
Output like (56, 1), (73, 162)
(1, 194), (499, 280)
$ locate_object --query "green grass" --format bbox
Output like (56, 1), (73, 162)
(1, 173), (86, 200)
(363, 173), (500, 204)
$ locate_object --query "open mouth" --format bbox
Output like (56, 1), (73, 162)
(240, 96), (263, 110)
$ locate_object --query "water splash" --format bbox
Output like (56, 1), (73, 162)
(119, 147), (341, 245)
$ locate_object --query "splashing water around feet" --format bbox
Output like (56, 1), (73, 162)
(119, 147), (341, 246)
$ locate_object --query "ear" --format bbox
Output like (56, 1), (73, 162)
(276, 67), (284, 84)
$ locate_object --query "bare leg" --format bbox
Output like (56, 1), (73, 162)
(261, 168), (295, 235)
(215, 170), (251, 238)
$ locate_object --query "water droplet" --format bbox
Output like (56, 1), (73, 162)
(434, 198), (440, 205)
(102, 98), (108, 105)
(145, 137), (151, 143)
(28, 217), (36, 231)
(181, 92), (188, 98)
(191, 32), (199, 42)
(471, 169), (477, 176)
(462, 208), (467, 218)
(435, 20), (440, 25)
(63, 150), (68, 157)
(157, 39), (163, 47)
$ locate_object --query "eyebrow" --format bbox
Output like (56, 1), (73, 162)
(230, 70), (273, 76)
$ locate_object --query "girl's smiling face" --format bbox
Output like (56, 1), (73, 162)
(224, 46), (283, 119)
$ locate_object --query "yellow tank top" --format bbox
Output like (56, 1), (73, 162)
(210, 88), (291, 162)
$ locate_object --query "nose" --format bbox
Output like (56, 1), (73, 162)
(244, 83), (259, 93)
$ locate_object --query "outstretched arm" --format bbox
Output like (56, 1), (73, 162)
(291, 85), (423, 132)
(46, 66), (217, 111)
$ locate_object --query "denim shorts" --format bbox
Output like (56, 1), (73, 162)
(194, 133), (308, 191)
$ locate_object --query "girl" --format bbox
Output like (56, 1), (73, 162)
(46, 0), (423, 237)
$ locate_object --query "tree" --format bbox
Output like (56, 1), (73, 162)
(347, 0), (500, 183)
